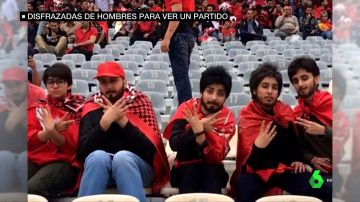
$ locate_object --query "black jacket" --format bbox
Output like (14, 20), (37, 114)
(236, 20), (264, 39)
(78, 108), (156, 165)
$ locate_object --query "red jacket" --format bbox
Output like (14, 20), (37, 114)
(28, 94), (85, 193)
(163, 98), (236, 165)
(230, 101), (295, 196)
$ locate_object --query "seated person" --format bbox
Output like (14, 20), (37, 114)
(317, 11), (332, 40)
(220, 19), (236, 42)
(231, 63), (330, 202)
(60, 21), (81, 44)
(28, 63), (85, 198)
(113, 21), (134, 40)
(92, 20), (109, 48)
(72, 21), (97, 61)
(164, 66), (235, 194)
(198, 4), (220, 41)
(130, 19), (158, 47)
(236, 9), (266, 44)
(299, 6), (318, 39)
(35, 21), (67, 57)
(274, 6), (300, 39)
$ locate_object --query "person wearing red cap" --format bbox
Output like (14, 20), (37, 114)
(78, 62), (169, 202)
(161, 0), (196, 105)
(0, 67), (28, 192)
(28, 63), (85, 198)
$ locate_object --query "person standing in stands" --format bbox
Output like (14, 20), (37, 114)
(28, 63), (85, 198)
(78, 62), (169, 202)
(72, 21), (97, 61)
(230, 63), (330, 202)
(288, 57), (332, 196)
(161, 0), (196, 105)
(163, 66), (235, 194)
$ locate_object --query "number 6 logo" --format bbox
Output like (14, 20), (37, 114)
(309, 170), (324, 189)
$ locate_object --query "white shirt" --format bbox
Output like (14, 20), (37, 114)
(95, 0), (114, 12)
(0, 0), (19, 21)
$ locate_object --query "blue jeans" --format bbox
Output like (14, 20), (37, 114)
(0, 151), (17, 192)
(169, 33), (195, 105)
(321, 31), (333, 40)
(78, 150), (154, 202)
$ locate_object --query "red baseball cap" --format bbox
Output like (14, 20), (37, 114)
(94, 62), (126, 79)
(1, 67), (27, 82)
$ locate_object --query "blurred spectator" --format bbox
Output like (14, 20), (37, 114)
(89, 0), (96, 11)
(72, 21), (97, 61)
(0, 19), (14, 53)
(37, 2), (46, 12)
(148, 0), (161, 12)
(93, 20), (109, 48)
(35, 21), (68, 57)
(295, 0), (309, 19)
(0, 0), (19, 27)
(314, 0), (331, 19)
(113, 21), (134, 40)
(80, 0), (90, 11)
(27, 2), (35, 11)
(130, 0), (141, 11)
(256, 5), (273, 29)
(272, 3), (283, 27)
(220, 20), (236, 42)
(236, 9), (266, 44)
(95, 0), (114, 11)
(317, 11), (332, 39)
(275, 5), (299, 39)
(229, 0), (243, 24)
(299, 6), (318, 39)
(130, 20), (158, 47)
(198, 4), (220, 41)
(60, 21), (82, 44)
(0, 67), (27, 192)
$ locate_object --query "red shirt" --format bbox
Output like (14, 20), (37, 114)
(221, 27), (236, 37)
(150, 5), (162, 12)
(28, 83), (46, 107)
(165, 0), (195, 12)
(75, 26), (97, 52)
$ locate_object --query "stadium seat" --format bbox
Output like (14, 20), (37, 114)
(243, 69), (253, 84)
(135, 80), (168, 98)
(140, 70), (169, 84)
(143, 91), (166, 114)
(116, 40), (130, 49)
(206, 61), (234, 70)
(71, 79), (90, 97)
(147, 54), (170, 63)
(308, 48), (331, 59)
(189, 69), (202, 79)
(125, 48), (148, 58)
(115, 36), (130, 42)
(201, 40), (220, 46)
(281, 70), (290, 85)
(234, 55), (258, 65)
(238, 61), (261, 75)
(93, 44), (101, 53)
(320, 69), (332, 86)
(225, 93), (251, 106)
(272, 59), (290, 71)
(134, 40), (153, 50)
(224, 41), (243, 48)
(50, 60), (76, 70)
(228, 106), (242, 122)
(320, 54), (332, 66)
(274, 44), (294, 53)
(251, 45), (272, 54)
(232, 80), (245, 93)
(165, 193), (234, 202)
(119, 54), (144, 66)
(201, 44), (223, 51)
(291, 54), (315, 61)
(34, 53), (57, 66)
(117, 61), (139, 75)
(299, 44), (320, 54)
(255, 49), (278, 59)
(256, 195), (322, 202)
(34, 60), (44, 69)
(72, 69), (97, 85)
(191, 54), (202, 62)
(72, 194), (139, 202)
(225, 44), (247, 53)
(203, 49), (226, 56)
(281, 93), (297, 106)
(262, 55), (286, 63)
(62, 53), (86, 67)
(267, 36), (282, 44)
(246, 40), (265, 49)
(98, 48), (121, 59)
(105, 44), (126, 55)
(204, 54), (229, 63)
(143, 61), (170, 71)
(189, 60), (201, 70)
(228, 49), (251, 60)
(82, 61), (102, 70)
(282, 49), (305, 59)
(190, 79), (201, 93)
(124, 70), (136, 86)
(91, 54), (115, 62)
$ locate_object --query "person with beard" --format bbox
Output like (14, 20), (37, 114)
(230, 63), (330, 202)
(236, 8), (267, 44)
(28, 63), (85, 198)
(0, 67), (28, 192)
(274, 5), (299, 39)
(287, 57), (332, 195)
(77, 62), (169, 202)
(163, 66), (236, 194)
(72, 21), (97, 61)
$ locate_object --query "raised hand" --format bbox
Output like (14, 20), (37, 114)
(254, 121), (277, 148)
(183, 103), (203, 134)
(291, 161), (311, 173)
(311, 157), (331, 173)
(201, 111), (225, 133)
(295, 117), (326, 135)
(55, 112), (74, 132)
